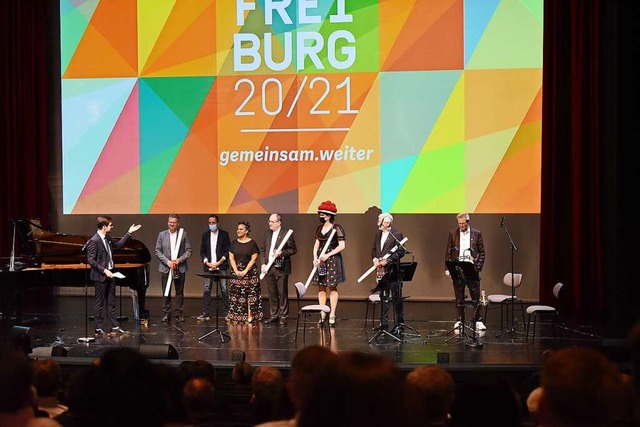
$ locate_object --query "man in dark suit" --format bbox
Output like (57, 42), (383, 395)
(155, 213), (192, 323)
(86, 216), (141, 336)
(444, 213), (486, 331)
(370, 213), (406, 331)
(260, 213), (297, 325)
(198, 214), (231, 320)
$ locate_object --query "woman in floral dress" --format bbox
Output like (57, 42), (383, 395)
(227, 221), (262, 324)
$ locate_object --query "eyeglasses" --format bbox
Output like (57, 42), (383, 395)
(268, 220), (279, 223)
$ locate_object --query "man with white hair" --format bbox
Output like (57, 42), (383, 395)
(444, 213), (486, 331)
(370, 213), (406, 331)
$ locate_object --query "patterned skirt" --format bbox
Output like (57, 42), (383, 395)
(310, 254), (345, 288)
(226, 263), (263, 324)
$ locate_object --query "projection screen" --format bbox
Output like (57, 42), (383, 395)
(60, 0), (542, 216)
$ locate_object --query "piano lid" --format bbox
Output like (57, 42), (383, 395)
(10, 219), (151, 267)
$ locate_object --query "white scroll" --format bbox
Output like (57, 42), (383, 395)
(357, 236), (409, 283)
(294, 228), (337, 297)
(164, 228), (184, 297)
(260, 229), (294, 280)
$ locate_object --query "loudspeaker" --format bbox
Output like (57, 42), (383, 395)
(139, 344), (179, 360)
(436, 352), (450, 364)
(10, 326), (33, 354)
(231, 350), (246, 362)
(31, 345), (68, 357)
(11, 326), (31, 335)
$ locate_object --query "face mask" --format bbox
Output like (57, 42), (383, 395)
(319, 216), (326, 223)
(209, 224), (218, 232)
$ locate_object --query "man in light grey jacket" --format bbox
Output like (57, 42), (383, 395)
(155, 213), (192, 323)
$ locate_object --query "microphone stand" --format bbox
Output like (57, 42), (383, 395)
(78, 241), (95, 343)
(496, 218), (525, 339)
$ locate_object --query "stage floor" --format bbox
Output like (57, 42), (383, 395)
(6, 296), (609, 376)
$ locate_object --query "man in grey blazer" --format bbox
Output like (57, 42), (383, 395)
(87, 216), (141, 336)
(155, 213), (192, 323)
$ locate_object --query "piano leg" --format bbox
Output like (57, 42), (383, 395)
(130, 289), (139, 320)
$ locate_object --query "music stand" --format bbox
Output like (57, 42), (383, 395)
(444, 260), (482, 347)
(197, 273), (231, 343)
(368, 261), (419, 343)
(390, 261), (420, 337)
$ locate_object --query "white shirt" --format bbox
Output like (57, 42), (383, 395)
(209, 231), (219, 265)
(98, 230), (113, 269)
(269, 228), (280, 261)
(380, 230), (389, 250)
(169, 230), (178, 257)
(458, 228), (473, 263)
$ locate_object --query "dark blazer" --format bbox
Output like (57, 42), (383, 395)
(200, 228), (231, 271)
(260, 228), (297, 275)
(445, 227), (485, 272)
(86, 232), (132, 282)
(371, 227), (406, 263)
(155, 229), (192, 274)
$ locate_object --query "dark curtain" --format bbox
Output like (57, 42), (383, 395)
(541, 0), (638, 334)
(0, 0), (51, 260)
(540, 1), (603, 323)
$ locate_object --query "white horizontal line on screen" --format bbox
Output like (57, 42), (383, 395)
(241, 127), (350, 133)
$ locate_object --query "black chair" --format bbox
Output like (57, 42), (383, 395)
(525, 282), (563, 342)
(293, 282), (331, 345)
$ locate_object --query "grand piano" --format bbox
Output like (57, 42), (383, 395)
(1, 219), (151, 324)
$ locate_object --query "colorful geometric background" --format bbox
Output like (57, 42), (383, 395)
(60, 0), (542, 214)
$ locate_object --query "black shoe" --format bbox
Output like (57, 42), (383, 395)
(161, 314), (170, 323)
(265, 317), (279, 324)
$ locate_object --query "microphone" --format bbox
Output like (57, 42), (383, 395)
(81, 240), (90, 252)
(500, 216), (505, 228)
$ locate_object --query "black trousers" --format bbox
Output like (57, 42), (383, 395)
(452, 278), (482, 321)
(93, 278), (118, 329)
(380, 280), (404, 327)
(161, 272), (185, 316)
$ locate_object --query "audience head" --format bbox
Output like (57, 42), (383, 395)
(232, 360), (255, 385)
(91, 347), (166, 426)
(33, 359), (63, 399)
(251, 365), (284, 402)
(539, 346), (623, 427)
(526, 386), (543, 425)
(288, 345), (337, 410)
(404, 366), (455, 425)
(177, 359), (216, 385)
(182, 377), (216, 425)
(0, 348), (36, 422)
(450, 371), (522, 427)
(298, 351), (405, 427)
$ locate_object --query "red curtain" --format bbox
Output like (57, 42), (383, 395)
(0, 0), (50, 259)
(540, 0), (604, 322)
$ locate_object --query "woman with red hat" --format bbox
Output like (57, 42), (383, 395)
(311, 200), (346, 325)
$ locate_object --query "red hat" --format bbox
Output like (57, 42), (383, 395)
(317, 200), (338, 215)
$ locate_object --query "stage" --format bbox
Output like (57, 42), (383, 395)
(3, 295), (614, 385)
